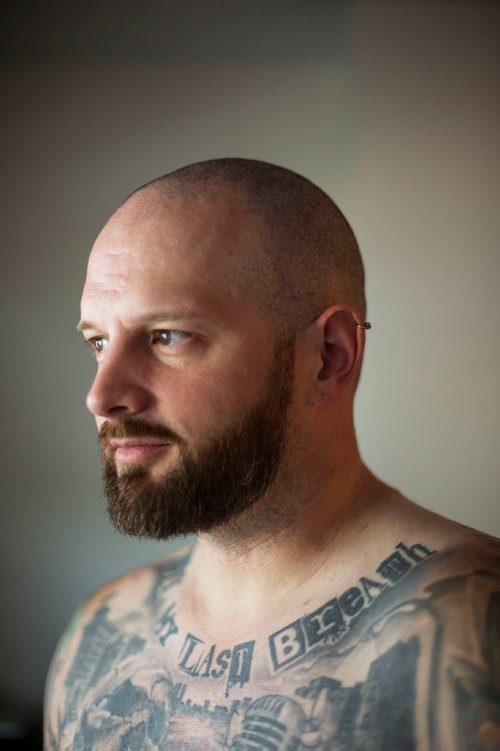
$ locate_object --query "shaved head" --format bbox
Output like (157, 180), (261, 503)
(119, 158), (366, 335)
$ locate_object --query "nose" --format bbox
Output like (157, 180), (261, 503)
(86, 345), (152, 420)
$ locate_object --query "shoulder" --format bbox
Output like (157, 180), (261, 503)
(364, 505), (500, 747)
(377, 496), (500, 627)
(412, 525), (500, 651)
(53, 541), (193, 642)
(408, 531), (500, 749)
(375, 519), (500, 636)
(377, 490), (500, 571)
(43, 543), (193, 749)
(292, 524), (500, 749)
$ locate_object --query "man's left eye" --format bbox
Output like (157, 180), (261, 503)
(152, 330), (191, 346)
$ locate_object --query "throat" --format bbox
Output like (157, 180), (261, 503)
(176, 467), (386, 640)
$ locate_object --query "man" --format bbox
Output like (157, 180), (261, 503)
(45, 159), (499, 750)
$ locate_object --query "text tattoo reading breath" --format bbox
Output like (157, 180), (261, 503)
(269, 542), (435, 672)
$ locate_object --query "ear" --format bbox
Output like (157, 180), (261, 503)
(309, 306), (367, 406)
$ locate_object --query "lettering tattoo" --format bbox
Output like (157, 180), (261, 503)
(269, 541), (435, 671)
(178, 634), (255, 696)
(45, 541), (500, 750)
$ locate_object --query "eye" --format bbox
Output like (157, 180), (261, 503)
(151, 330), (191, 347)
(85, 336), (109, 356)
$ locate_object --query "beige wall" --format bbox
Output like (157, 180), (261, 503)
(1, 0), (498, 715)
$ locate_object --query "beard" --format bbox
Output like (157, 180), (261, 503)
(98, 337), (295, 540)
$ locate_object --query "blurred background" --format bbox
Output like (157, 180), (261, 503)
(1, 0), (498, 746)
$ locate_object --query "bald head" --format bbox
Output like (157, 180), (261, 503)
(119, 158), (366, 335)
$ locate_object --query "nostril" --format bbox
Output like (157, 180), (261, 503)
(108, 404), (131, 414)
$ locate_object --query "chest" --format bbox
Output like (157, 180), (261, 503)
(59, 568), (477, 750)
(59, 619), (418, 751)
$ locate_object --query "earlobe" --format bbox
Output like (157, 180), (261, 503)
(312, 307), (365, 405)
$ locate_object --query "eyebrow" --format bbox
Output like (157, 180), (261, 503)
(76, 320), (96, 333)
(76, 310), (207, 333)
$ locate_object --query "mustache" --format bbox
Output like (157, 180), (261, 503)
(99, 418), (183, 446)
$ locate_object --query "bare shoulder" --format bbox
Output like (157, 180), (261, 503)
(267, 504), (500, 750)
(384, 490), (500, 564)
(358, 495), (500, 747)
(53, 541), (193, 639)
(43, 543), (193, 749)
(379, 494), (500, 629)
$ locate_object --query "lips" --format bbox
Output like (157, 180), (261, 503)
(110, 439), (171, 463)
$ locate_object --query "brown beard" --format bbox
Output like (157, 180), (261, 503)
(98, 337), (295, 540)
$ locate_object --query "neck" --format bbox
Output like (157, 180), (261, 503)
(178, 452), (392, 641)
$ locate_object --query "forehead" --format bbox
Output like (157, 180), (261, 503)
(81, 187), (265, 323)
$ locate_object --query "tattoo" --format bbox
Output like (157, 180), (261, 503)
(45, 540), (500, 750)
(178, 634), (255, 696)
(149, 550), (191, 646)
(62, 604), (148, 727)
(157, 602), (178, 646)
(269, 541), (435, 672)
(231, 636), (420, 749)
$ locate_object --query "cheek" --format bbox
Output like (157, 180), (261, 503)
(161, 363), (265, 435)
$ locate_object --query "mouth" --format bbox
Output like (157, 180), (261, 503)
(110, 439), (172, 464)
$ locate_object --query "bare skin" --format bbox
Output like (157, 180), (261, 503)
(44, 187), (500, 750)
